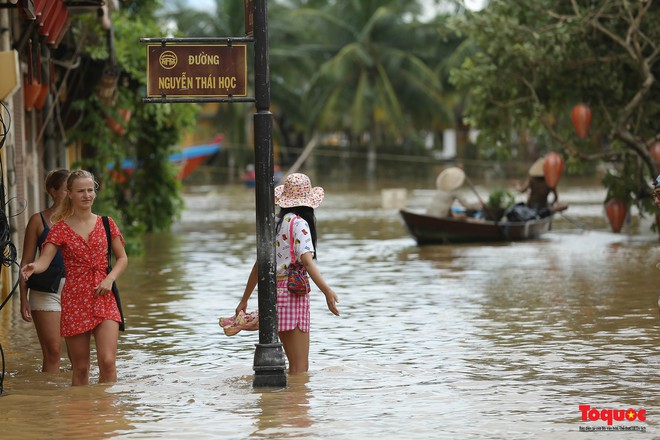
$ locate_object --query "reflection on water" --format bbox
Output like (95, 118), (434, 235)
(1, 179), (659, 439)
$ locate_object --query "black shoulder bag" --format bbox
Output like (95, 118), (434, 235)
(102, 216), (125, 331)
(26, 213), (65, 293)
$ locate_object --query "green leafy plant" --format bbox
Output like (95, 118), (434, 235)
(483, 188), (515, 221)
(487, 188), (515, 210)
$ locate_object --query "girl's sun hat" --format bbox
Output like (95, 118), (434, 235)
(274, 173), (324, 208)
(435, 167), (466, 191)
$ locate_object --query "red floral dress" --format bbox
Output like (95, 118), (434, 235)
(45, 216), (124, 337)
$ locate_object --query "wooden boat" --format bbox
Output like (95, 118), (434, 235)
(170, 141), (222, 180)
(109, 138), (221, 182)
(399, 209), (552, 245)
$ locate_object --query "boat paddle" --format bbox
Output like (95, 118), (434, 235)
(463, 175), (497, 221)
(463, 175), (513, 238)
(559, 212), (590, 230)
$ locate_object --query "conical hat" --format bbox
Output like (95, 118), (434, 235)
(528, 158), (545, 177)
(435, 167), (466, 191)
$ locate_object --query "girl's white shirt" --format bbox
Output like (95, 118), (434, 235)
(275, 213), (314, 276)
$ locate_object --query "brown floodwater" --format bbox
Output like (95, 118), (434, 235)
(1, 178), (658, 439)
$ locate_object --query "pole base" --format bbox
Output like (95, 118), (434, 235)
(253, 342), (287, 388)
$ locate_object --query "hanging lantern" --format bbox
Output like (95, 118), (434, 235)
(23, 42), (41, 111)
(543, 152), (564, 188)
(105, 108), (132, 135)
(605, 198), (627, 233)
(24, 76), (41, 111)
(570, 103), (592, 139)
(649, 141), (660, 171)
(34, 82), (49, 111)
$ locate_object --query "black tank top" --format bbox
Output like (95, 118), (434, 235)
(37, 213), (64, 267)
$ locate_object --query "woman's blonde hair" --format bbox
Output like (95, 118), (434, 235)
(52, 169), (98, 223)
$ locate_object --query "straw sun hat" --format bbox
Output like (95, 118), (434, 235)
(435, 167), (466, 191)
(528, 158), (545, 177)
(274, 173), (325, 208)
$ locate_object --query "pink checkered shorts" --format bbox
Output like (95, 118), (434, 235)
(277, 277), (310, 333)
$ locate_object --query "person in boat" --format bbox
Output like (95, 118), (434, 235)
(652, 174), (660, 208)
(242, 164), (256, 188)
(514, 158), (568, 219)
(427, 167), (483, 219)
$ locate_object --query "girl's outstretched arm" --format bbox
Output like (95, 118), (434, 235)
(21, 242), (58, 281)
(236, 261), (258, 316)
(301, 252), (340, 316)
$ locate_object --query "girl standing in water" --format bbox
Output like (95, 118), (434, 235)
(19, 168), (70, 372)
(235, 173), (340, 374)
(22, 169), (127, 386)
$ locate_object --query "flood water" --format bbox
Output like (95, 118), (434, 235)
(1, 178), (659, 439)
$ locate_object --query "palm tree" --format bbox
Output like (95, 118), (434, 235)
(165, 0), (462, 179)
(272, 0), (454, 178)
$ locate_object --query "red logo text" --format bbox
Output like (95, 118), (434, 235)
(579, 405), (647, 426)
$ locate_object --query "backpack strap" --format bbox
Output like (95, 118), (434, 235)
(288, 215), (298, 264)
(102, 216), (112, 270)
(102, 215), (126, 331)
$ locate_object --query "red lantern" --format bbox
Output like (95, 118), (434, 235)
(34, 82), (49, 111)
(24, 76), (41, 111)
(543, 152), (564, 188)
(649, 142), (660, 170)
(570, 103), (592, 139)
(605, 198), (627, 233)
(105, 108), (132, 135)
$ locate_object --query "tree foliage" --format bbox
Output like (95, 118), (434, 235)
(451, 0), (660, 216)
(285, 1), (452, 139)
(67, 2), (197, 251)
(162, 0), (465, 174)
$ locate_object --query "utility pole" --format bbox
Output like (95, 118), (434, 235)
(141, 0), (286, 388)
(251, 0), (287, 388)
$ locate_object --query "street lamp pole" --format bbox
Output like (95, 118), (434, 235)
(251, 0), (287, 388)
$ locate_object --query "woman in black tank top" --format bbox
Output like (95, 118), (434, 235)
(18, 169), (70, 373)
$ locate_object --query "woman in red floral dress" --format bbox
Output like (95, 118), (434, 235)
(22, 170), (127, 386)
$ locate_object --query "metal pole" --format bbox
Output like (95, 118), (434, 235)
(252, 0), (287, 388)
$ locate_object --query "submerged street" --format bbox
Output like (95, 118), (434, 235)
(1, 179), (658, 438)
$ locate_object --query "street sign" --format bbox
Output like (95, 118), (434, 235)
(146, 44), (247, 97)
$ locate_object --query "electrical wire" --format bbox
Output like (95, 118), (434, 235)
(0, 100), (22, 395)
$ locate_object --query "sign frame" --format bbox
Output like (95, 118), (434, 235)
(146, 43), (248, 99)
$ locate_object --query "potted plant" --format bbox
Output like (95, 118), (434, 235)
(485, 188), (515, 221)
